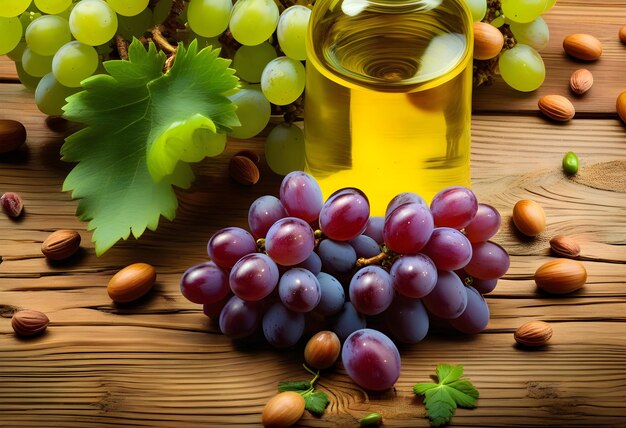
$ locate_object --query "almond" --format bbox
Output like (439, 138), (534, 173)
(234, 149), (261, 165)
(0, 119), (27, 154)
(563, 34), (602, 61)
(304, 330), (341, 369)
(534, 258), (587, 294)
(512, 199), (546, 237)
(538, 95), (575, 122)
(107, 262), (156, 303)
(514, 320), (553, 347)
(619, 26), (626, 44)
(549, 235), (581, 258)
(41, 230), (81, 261)
(473, 22), (504, 60)
(262, 391), (305, 428)
(229, 155), (260, 186)
(569, 69), (593, 95)
(617, 91), (626, 124)
(12, 309), (49, 337)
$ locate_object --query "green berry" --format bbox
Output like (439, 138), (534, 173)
(359, 412), (383, 427)
(562, 151), (579, 175)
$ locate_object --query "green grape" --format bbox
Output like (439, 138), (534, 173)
(69, 0), (118, 46)
(7, 40), (27, 61)
(52, 41), (99, 87)
(233, 42), (277, 83)
(490, 15), (505, 28)
(34, 0), (71, 14)
(22, 47), (53, 77)
(106, 0), (148, 16)
(25, 15), (72, 56)
(229, 0), (279, 46)
(265, 122), (305, 175)
(260, 56), (305, 105)
(55, 2), (76, 19)
(228, 86), (271, 139)
(117, 8), (152, 41)
(19, 10), (41, 29)
(15, 61), (42, 91)
(0, 0), (32, 18)
(35, 72), (79, 115)
(0, 16), (22, 55)
(277, 5), (311, 61)
(498, 44), (545, 92)
(544, 0), (556, 11)
(152, 0), (172, 25)
(464, 0), (487, 22)
(509, 17), (549, 51)
(501, 0), (549, 23)
(187, 0), (231, 38)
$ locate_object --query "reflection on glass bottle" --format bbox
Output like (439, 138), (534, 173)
(304, 0), (473, 214)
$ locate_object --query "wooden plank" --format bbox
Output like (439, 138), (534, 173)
(1, 80), (625, 426)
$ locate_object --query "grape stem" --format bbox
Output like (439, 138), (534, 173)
(355, 252), (387, 268)
(152, 26), (177, 55)
(115, 35), (129, 61)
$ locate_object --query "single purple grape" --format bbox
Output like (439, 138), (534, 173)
(464, 203), (501, 243)
(203, 292), (233, 319)
(262, 302), (305, 348)
(430, 186), (478, 230)
(317, 239), (357, 274)
(342, 329), (401, 391)
(383, 202), (434, 254)
(207, 227), (258, 269)
(464, 241), (510, 280)
(457, 269), (499, 294)
(229, 253), (279, 301)
(315, 272), (345, 316)
(349, 266), (394, 316)
(293, 251), (322, 275)
(384, 295), (429, 344)
(422, 270), (468, 319)
(180, 261), (230, 304)
(248, 195), (287, 239)
(449, 286), (490, 334)
(421, 227), (473, 271)
(279, 171), (324, 222)
(349, 234), (381, 259)
(390, 254), (438, 298)
(319, 188), (370, 241)
(265, 217), (315, 266)
(363, 216), (385, 244)
(332, 302), (366, 342)
(278, 268), (321, 312)
(385, 192), (427, 218)
(219, 295), (262, 339)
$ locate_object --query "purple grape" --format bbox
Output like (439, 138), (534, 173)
(265, 217), (315, 266)
(180, 261), (230, 305)
(421, 227), (473, 271)
(449, 286), (490, 334)
(219, 295), (262, 339)
(203, 292), (233, 318)
(248, 195), (287, 239)
(384, 295), (429, 344)
(430, 186), (478, 230)
(319, 188), (370, 241)
(279, 171), (324, 222)
(385, 192), (427, 218)
(278, 268), (321, 312)
(317, 239), (357, 274)
(229, 253), (279, 301)
(207, 227), (258, 269)
(363, 216), (385, 244)
(262, 302), (305, 348)
(464, 241), (510, 280)
(464, 203), (501, 243)
(422, 270), (468, 319)
(383, 203), (434, 254)
(315, 272), (345, 315)
(390, 254), (438, 298)
(349, 266), (394, 316)
(293, 251), (322, 275)
(342, 329), (401, 391)
(457, 269), (498, 294)
(349, 234), (381, 259)
(332, 302), (366, 342)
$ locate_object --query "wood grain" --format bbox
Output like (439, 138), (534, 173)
(1, 1), (626, 426)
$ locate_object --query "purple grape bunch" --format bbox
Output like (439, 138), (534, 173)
(180, 172), (510, 391)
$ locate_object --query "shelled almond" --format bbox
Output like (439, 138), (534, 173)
(563, 34), (603, 61)
(41, 230), (81, 261)
(11, 310), (49, 337)
(514, 321), (553, 347)
(107, 263), (157, 303)
(569, 69), (593, 95)
(538, 95), (575, 122)
(534, 259), (587, 294)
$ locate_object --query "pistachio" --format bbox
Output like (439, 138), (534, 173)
(12, 309), (49, 337)
(41, 230), (81, 261)
(534, 258), (587, 294)
(107, 262), (157, 303)
(514, 320), (553, 347)
(0, 119), (27, 154)
(1, 192), (24, 218)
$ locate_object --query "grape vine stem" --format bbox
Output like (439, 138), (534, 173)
(355, 252), (387, 268)
(152, 26), (177, 54)
(115, 35), (129, 60)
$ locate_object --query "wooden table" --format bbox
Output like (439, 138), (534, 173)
(1, 2), (625, 426)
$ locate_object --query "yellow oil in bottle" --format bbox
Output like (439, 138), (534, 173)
(304, 0), (474, 215)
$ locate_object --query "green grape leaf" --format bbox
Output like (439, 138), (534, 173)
(61, 39), (239, 255)
(302, 390), (329, 415)
(413, 364), (479, 427)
